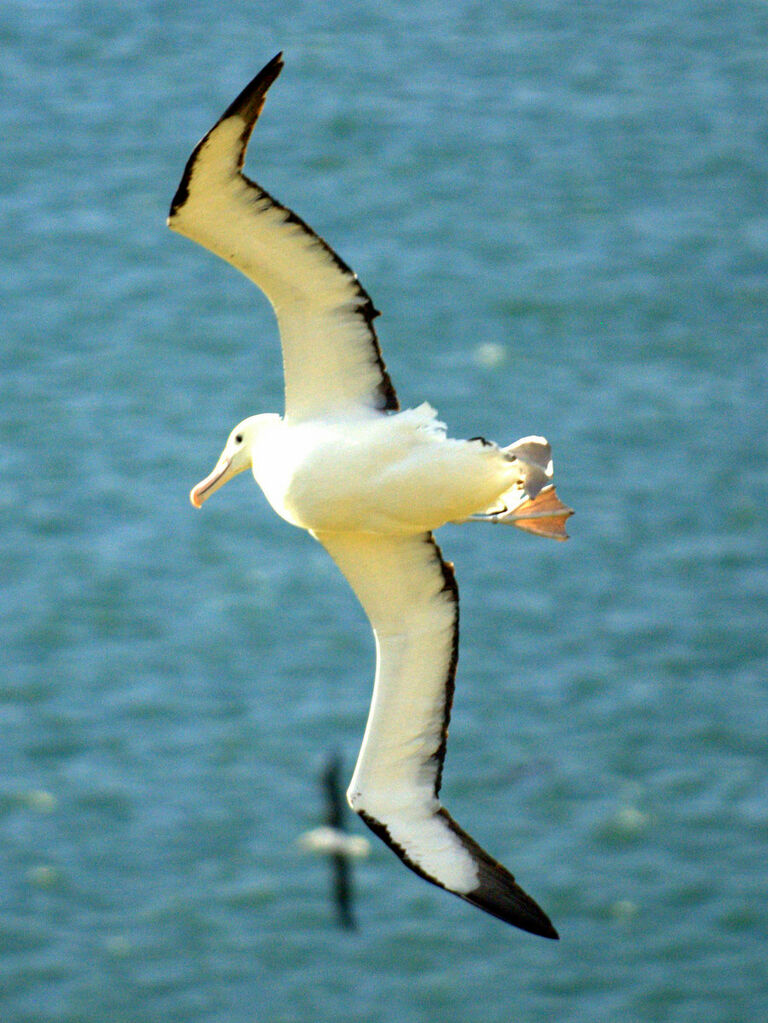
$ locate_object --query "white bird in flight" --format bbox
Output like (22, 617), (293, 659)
(168, 53), (572, 939)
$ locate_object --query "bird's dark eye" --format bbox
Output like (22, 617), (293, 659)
(235, 433), (243, 443)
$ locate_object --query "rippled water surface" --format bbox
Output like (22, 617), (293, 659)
(2, 1), (767, 1020)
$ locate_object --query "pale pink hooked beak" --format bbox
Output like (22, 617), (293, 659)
(190, 457), (233, 508)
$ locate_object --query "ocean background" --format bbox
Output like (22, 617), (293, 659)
(2, 0), (767, 1020)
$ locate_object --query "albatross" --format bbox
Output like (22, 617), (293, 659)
(168, 53), (572, 939)
(298, 754), (371, 930)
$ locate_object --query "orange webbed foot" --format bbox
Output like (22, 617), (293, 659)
(511, 485), (574, 541)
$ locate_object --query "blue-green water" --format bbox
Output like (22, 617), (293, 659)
(2, 1), (767, 1020)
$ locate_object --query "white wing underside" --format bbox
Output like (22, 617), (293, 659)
(167, 53), (397, 419)
(314, 529), (557, 937)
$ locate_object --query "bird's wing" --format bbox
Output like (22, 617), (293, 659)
(331, 851), (356, 931)
(167, 53), (398, 420)
(313, 528), (558, 938)
(323, 754), (346, 831)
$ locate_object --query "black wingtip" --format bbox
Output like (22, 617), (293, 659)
(461, 840), (559, 939)
(219, 51), (284, 125)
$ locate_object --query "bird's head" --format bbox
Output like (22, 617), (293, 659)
(190, 414), (273, 508)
